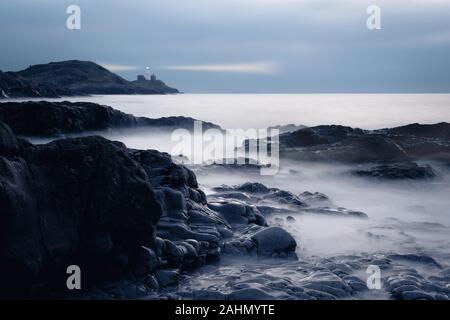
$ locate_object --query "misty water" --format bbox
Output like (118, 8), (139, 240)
(17, 94), (450, 298)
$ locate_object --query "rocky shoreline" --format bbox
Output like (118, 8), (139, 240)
(1, 101), (450, 300)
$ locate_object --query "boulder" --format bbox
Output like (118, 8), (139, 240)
(250, 227), (297, 256)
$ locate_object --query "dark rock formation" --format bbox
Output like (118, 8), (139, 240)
(0, 120), (227, 298)
(353, 161), (437, 180)
(251, 227), (297, 256)
(0, 129), (162, 298)
(277, 123), (450, 164)
(0, 70), (60, 99)
(210, 182), (367, 219)
(0, 101), (221, 136)
(268, 124), (307, 135)
(0, 60), (178, 97)
(1, 121), (300, 298)
(172, 252), (449, 300)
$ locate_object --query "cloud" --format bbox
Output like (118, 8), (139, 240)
(160, 62), (281, 74)
(100, 63), (139, 72)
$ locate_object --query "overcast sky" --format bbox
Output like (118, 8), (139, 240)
(1, 0), (450, 93)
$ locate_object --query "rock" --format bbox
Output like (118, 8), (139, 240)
(154, 269), (180, 287)
(277, 123), (450, 163)
(387, 254), (441, 268)
(0, 101), (221, 136)
(301, 207), (368, 219)
(0, 133), (165, 298)
(192, 290), (227, 300)
(236, 182), (271, 194)
(133, 246), (159, 277)
(398, 290), (435, 300)
(0, 120), (18, 155)
(0, 70), (60, 99)
(88, 232), (114, 255)
(228, 287), (275, 300)
(286, 216), (296, 223)
(353, 162), (436, 180)
(251, 227), (297, 256)
(157, 220), (220, 243)
(262, 190), (306, 207)
(299, 191), (332, 206)
(208, 201), (258, 226)
(209, 182), (367, 219)
(0, 121), (224, 298)
(143, 275), (160, 290)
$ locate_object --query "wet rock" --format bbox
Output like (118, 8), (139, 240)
(0, 120), (18, 155)
(251, 227), (297, 256)
(397, 290), (435, 300)
(154, 269), (180, 288)
(209, 182), (366, 219)
(286, 216), (296, 223)
(262, 190), (306, 207)
(0, 101), (220, 136)
(278, 123), (450, 163)
(0, 132), (163, 298)
(299, 191), (332, 206)
(192, 290), (227, 300)
(236, 182), (271, 194)
(143, 275), (160, 290)
(301, 207), (368, 219)
(353, 162), (436, 180)
(208, 200), (258, 226)
(133, 246), (159, 277)
(228, 287), (275, 300)
(387, 254), (441, 268)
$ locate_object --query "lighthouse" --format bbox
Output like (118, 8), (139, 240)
(144, 66), (151, 80)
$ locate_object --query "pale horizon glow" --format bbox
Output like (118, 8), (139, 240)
(160, 62), (281, 74)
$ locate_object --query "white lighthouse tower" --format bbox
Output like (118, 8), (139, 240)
(144, 66), (151, 80)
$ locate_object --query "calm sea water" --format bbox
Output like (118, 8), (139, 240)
(19, 93), (450, 130)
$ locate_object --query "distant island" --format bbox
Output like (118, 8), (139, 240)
(0, 60), (179, 98)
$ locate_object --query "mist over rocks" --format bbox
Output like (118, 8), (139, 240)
(0, 101), (221, 136)
(277, 123), (450, 165)
(1, 99), (450, 300)
(0, 121), (302, 298)
(209, 182), (368, 219)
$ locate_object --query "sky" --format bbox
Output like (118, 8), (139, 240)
(1, 0), (450, 93)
